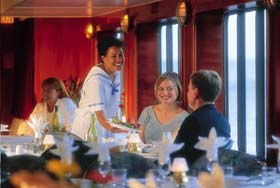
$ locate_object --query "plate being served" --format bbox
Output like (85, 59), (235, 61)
(107, 121), (141, 133)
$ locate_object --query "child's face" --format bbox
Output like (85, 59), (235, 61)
(42, 85), (60, 105)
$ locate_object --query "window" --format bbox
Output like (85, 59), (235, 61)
(224, 8), (266, 159)
(115, 32), (125, 120)
(159, 21), (180, 74)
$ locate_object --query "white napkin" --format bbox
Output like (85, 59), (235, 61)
(198, 163), (225, 188)
(49, 135), (79, 164)
(84, 141), (119, 162)
(151, 142), (184, 165)
(266, 135), (280, 165)
(266, 135), (280, 149)
(0, 124), (9, 131)
(194, 127), (228, 161)
(26, 115), (48, 138)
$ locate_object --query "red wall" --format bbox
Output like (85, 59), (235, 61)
(136, 22), (159, 117)
(268, 9), (280, 135)
(34, 18), (96, 102)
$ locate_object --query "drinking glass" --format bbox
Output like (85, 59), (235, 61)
(0, 144), (12, 154)
(148, 168), (167, 185)
(98, 160), (111, 178)
(23, 143), (34, 154)
(162, 131), (172, 144)
(260, 166), (276, 185)
(221, 165), (233, 177)
(111, 168), (127, 187)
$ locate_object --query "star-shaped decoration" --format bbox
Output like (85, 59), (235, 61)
(26, 115), (48, 138)
(151, 142), (184, 166)
(50, 135), (79, 164)
(266, 135), (280, 149)
(194, 127), (228, 161)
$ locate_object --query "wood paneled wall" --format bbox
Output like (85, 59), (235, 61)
(136, 22), (159, 117)
(0, 24), (15, 124)
(34, 18), (96, 102)
(267, 9), (280, 135)
(195, 10), (225, 112)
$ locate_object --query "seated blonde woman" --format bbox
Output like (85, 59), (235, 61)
(138, 72), (189, 144)
(27, 77), (77, 133)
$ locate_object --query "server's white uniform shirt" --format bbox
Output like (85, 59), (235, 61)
(71, 65), (121, 140)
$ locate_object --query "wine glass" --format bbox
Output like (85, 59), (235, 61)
(162, 131), (172, 144)
(98, 159), (111, 178)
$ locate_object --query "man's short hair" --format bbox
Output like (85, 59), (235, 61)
(190, 70), (222, 102)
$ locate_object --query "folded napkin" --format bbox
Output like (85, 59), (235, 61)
(26, 115), (48, 138)
(198, 163), (225, 188)
(151, 142), (184, 166)
(85, 141), (119, 162)
(194, 127), (228, 162)
(266, 135), (280, 166)
(49, 135), (79, 164)
(0, 124), (9, 131)
(266, 135), (280, 149)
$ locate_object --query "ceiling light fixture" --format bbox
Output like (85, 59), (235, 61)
(176, 0), (192, 26)
(264, 0), (280, 9)
(120, 12), (129, 33)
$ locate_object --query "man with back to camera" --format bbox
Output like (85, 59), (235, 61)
(171, 70), (231, 171)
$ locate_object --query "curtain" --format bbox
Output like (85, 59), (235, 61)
(34, 18), (96, 102)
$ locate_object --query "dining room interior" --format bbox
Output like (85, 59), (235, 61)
(1, 0), (280, 187)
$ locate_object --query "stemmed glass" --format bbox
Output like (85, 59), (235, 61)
(98, 159), (111, 178)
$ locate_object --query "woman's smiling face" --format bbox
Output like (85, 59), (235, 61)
(156, 79), (178, 104)
(101, 46), (124, 75)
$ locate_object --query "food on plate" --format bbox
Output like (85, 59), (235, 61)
(111, 117), (136, 129)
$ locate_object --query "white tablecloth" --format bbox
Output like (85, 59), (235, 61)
(186, 176), (280, 188)
(0, 135), (33, 145)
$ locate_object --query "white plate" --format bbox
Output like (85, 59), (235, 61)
(107, 122), (141, 132)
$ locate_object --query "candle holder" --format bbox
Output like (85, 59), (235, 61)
(171, 157), (189, 185)
(127, 143), (141, 153)
(127, 133), (141, 153)
(172, 171), (188, 184)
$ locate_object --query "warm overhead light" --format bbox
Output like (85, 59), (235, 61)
(120, 13), (129, 33)
(85, 23), (94, 39)
(264, 0), (280, 9)
(1, 16), (14, 24)
(176, 0), (192, 26)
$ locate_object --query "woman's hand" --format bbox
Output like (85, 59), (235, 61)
(95, 111), (127, 133)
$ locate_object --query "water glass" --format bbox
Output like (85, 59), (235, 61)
(111, 168), (127, 187)
(0, 144), (12, 154)
(98, 160), (111, 178)
(260, 166), (276, 185)
(162, 131), (172, 144)
(148, 169), (166, 185)
(23, 143), (34, 154)
(221, 165), (233, 177)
